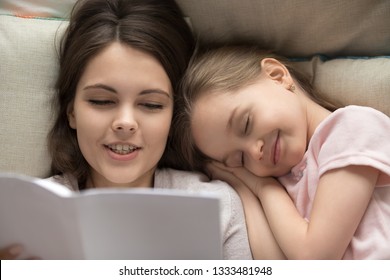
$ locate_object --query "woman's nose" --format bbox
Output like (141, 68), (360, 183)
(112, 107), (138, 133)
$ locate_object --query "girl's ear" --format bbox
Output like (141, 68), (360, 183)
(67, 103), (77, 129)
(260, 58), (293, 89)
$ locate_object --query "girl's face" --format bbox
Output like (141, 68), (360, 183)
(68, 42), (173, 188)
(191, 66), (309, 177)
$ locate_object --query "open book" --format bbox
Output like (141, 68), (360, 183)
(0, 173), (222, 259)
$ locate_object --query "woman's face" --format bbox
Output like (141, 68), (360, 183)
(191, 74), (308, 177)
(68, 42), (173, 188)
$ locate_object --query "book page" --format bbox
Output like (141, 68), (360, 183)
(0, 174), (83, 259)
(76, 188), (222, 259)
(1, 174), (223, 259)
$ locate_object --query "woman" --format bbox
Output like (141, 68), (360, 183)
(1, 0), (252, 260)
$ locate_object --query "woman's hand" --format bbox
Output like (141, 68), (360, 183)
(0, 244), (23, 260)
(0, 244), (39, 260)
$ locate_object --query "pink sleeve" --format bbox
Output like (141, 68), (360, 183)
(315, 106), (390, 186)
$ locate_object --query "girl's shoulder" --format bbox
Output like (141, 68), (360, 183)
(315, 105), (390, 140)
(310, 105), (390, 180)
(329, 105), (388, 126)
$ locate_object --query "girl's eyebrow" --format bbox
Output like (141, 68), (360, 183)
(227, 107), (238, 130)
(83, 84), (171, 98)
(222, 107), (239, 166)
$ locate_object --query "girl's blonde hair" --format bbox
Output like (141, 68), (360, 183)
(173, 45), (338, 173)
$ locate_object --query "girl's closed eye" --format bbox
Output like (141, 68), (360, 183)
(243, 113), (250, 135)
(240, 114), (251, 166)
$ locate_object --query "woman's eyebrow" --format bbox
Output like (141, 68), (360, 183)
(140, 89), (172, 99)
(82, 85), (171, 98)
(83, 83), (117, 93)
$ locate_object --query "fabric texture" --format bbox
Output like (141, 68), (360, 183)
(278, 106), (390, 259)
(2, 0), (390, 57)
(292, 56), (390, 117)
(46, 168), (253, 260)
(1, 14), (389, 178)
(1, 0), (389, 261)
(0, 15), (67, 177)
(0, 0), (76, 18)
(177, 0), (390, 57)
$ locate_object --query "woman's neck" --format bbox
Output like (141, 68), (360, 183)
(86, 169), (155, 189)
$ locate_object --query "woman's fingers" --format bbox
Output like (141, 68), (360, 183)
(0, 244), (23, 260)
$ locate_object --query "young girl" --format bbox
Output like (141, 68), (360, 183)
(174, 45), (390, 259)
(0, 0), (253, 260)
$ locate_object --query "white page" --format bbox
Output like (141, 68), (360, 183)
(76, 188), (222, 259)
(0, 174), (223, 259)
(0, 174), (83, 259)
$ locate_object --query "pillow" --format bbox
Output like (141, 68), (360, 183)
(0, 15), (67, 178)
(177, 0), (390, 57)
(0, 0), (76, 18)
(0, 14), (389, 179)
(292, 56), (390, 116)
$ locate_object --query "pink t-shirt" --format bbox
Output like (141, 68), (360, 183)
(278, 105), (390, 259)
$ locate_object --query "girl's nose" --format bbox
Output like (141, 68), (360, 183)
(247, 139), (264, 161)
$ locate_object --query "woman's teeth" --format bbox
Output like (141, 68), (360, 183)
(108, 144), (138, 155)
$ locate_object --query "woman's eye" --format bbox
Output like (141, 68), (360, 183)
(88, 100), (115, 106)
(140, 103), (163, 110)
